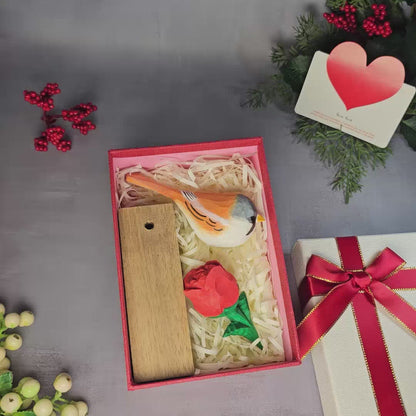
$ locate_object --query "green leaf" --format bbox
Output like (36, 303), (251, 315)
(13, 412), (36, 416)
(401, 116), (416, 150)
(223, 322), (263, 349)
(236, 292), (252, 323)
(222, 292), (262, 349)
(221, 292), (254, 328)
(280, 55), (312, 93)
(223, 322), (252, 337)
(222, 305), (251, 327)
(0, 371), (13, 395)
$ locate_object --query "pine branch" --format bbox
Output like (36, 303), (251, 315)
(294, 14), (319, 45)
(293, 14), (329, 55)
(405, 94), (416, 116)
(326, 0), (373, 10)
(271, 44), (289, 67)
(325, 0), (346, 11)
(243, 73), (294, 109)
(295, 117), (392, 203)
(280, 54), (312, 93)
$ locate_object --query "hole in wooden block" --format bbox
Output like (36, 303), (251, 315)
(144, 222), (154, 230)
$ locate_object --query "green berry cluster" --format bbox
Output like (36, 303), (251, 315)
(0, 303), (34, 364)
(0, 304), (88, 416)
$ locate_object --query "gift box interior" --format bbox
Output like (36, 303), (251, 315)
(109, 137), (300, 390)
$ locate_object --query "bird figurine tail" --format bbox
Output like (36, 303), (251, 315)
(125, 172), (182, 201)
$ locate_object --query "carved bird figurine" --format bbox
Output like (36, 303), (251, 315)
(125, 172), (265, 248)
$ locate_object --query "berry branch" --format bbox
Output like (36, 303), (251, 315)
(324, 3), (358, 32)
(24, 83), (97, 153)
(324, 2), (392, 37)
(0, 304), (88, 416)
(363, 4), (392, 37)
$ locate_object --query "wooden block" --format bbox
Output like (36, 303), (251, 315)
(118, 203), (194, 383)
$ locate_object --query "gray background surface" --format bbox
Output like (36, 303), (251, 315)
(0, 0), (415, 415)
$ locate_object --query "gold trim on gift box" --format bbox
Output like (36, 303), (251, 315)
(351, 300), (382, 416)
(378, 289), (416, 337)
(352, 291), (406, 416)
(298, 284), (351, 360)
(380, 262), (406, 282)
(305, 273), (343, 284)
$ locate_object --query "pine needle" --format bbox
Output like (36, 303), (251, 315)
(243, 73), (294, 109)
(295, 117), (392, 203)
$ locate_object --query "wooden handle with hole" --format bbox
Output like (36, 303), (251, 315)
(118, 203), (194, 382)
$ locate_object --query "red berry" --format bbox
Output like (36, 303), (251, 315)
(43, 126), (65, 145)
(323, 2), (357, 32)
(41, 82), (61, 96)
(34, 137), (48, 152)
(61, 103), (97, 123)
(56, 139), (72, 152)
(72, 120), (96, 135)
(363, 3), (391, 37)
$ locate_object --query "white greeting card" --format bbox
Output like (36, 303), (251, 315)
(295, 42), (415, 148)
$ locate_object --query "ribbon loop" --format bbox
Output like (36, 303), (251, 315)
(365, 247), (405, 281)
(306, 255), (348, 283)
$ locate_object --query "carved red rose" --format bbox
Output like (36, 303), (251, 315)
(183, 261), (239, 317)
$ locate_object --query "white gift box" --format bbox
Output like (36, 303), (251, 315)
(291, 233), (416, 416)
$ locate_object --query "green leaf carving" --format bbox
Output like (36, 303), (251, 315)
(222, 305), (251, 327)
(13, 412), (36, 416)
(223, 322), (257, 340)
(236, 292), (252, 322)
(223, 322), (247, 337)
(222, 292), (262, 349)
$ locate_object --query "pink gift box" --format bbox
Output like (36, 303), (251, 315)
(108, 137), (300, 390)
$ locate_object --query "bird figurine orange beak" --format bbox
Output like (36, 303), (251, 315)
(125, 172), (265, 248)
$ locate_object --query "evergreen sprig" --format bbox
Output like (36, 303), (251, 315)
(245, 0), (415, 203)
(296, 117), (392, 202)
(405, 95), (416, 116)
(244, 73), (294, 109)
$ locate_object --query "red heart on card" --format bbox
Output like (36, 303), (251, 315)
(326, 42), (405, 110)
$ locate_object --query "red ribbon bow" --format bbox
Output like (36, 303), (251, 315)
(298, 236), (416, 416)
